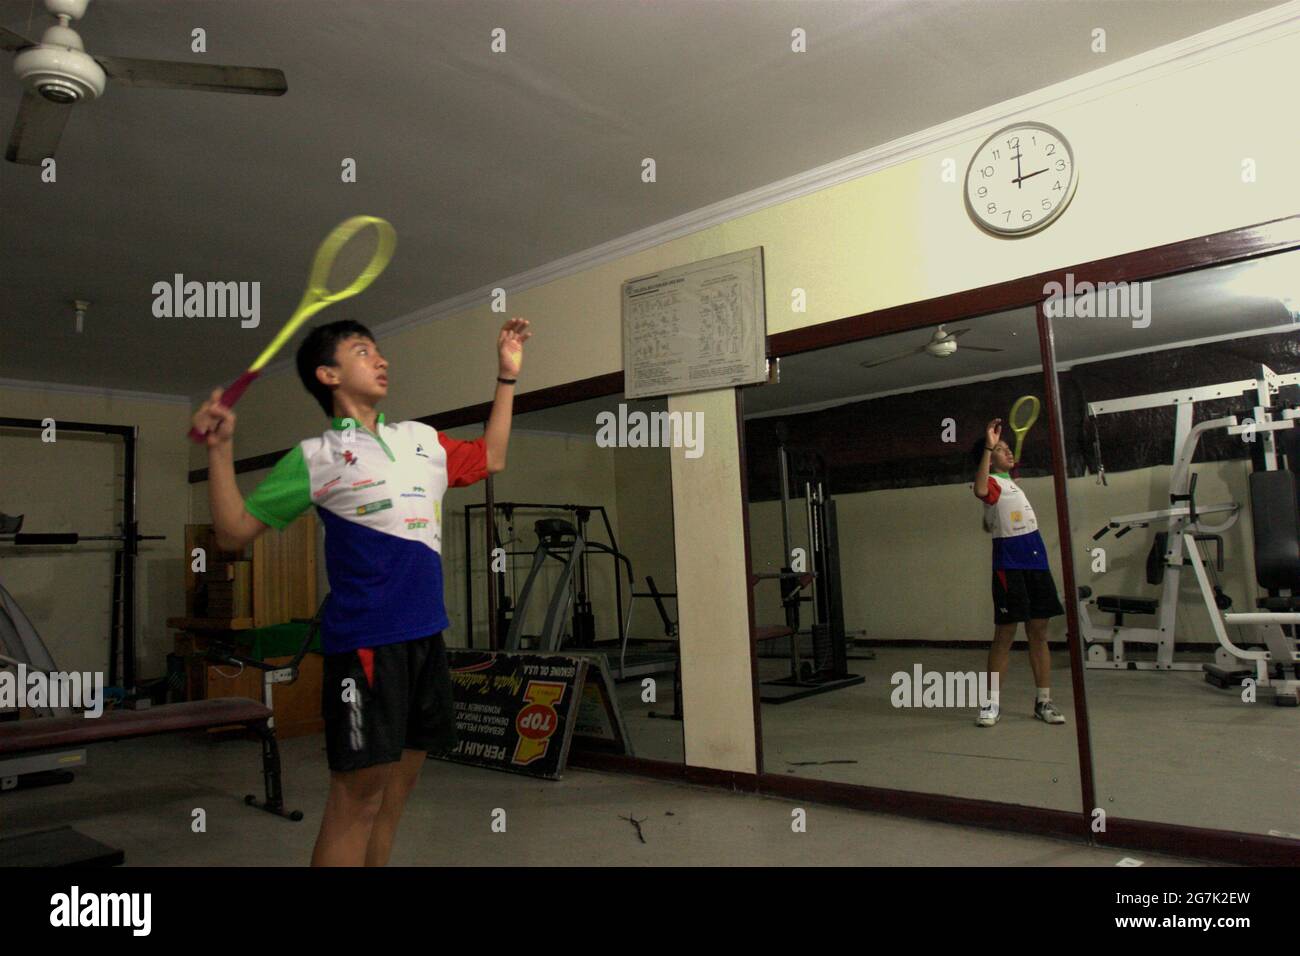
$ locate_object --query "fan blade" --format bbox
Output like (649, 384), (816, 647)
(959, 345), (1006, 353)
(860, 346), (926, 369)
(0, 25), (37, 52)
(94, 56), (287, 95)
(941, 327), (972, 340)
(6, 89), (72, 165)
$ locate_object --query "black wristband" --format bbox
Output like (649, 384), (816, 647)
(985, 446), (995, 452)
(497, 377), (517, 385)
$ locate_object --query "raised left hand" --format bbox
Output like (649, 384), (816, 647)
(498, 317), (531, 378)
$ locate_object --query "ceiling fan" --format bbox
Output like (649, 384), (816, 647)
(1, 0), (286, 165)
(859, 325), (1005, 369)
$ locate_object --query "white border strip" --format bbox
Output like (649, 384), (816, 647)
(0, 376), (191, 407)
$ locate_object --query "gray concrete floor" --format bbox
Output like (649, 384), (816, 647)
(0, 731), (1203, 866)
(757, 645), (1300, 838)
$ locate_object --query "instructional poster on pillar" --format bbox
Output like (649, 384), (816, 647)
(622, 246), (766, 400)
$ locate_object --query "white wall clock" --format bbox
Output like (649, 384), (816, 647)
(964, 121), (1078, 237)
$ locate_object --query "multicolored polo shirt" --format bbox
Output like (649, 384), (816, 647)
(243, 414), (488, 653)
(975, 471), (1050, 571)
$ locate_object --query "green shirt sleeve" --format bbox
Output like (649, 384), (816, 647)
(243, 446), (311, 530)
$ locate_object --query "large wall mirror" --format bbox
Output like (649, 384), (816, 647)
(1051, 248), (1300, 837)
(743, 308), (1083, 812)
(441, 394), (685, 764)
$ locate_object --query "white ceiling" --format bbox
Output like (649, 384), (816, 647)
(0, 0), (1289, 396)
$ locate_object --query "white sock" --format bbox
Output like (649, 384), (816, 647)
(984, 690), (1000, 710)
(1036, 687), (1051, 703)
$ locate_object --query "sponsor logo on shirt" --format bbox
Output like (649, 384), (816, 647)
(414, 443), (430, 459)
(313, 476), (342, 499)
(356, 498), (393, 516)
(341, 450), (358, 467)
(405, 517), (429, 530)
(351, 478), (386, 490)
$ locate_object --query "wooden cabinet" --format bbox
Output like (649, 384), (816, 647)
(171, 515), (323, 738)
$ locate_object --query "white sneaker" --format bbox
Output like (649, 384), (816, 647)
(975, 704), (1000, 727)
(1034, 700), (1066, 724)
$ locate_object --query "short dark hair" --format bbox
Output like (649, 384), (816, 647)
(295, 320), (375, 416)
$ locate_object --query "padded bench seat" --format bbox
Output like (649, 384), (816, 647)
(1096, 595), (1159, 617)
(0, 698), (272, 756)
(1257, 595), (1300, 612)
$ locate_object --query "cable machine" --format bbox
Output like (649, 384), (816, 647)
(0, 417), (163, 694)
(752, 429), (865, 703)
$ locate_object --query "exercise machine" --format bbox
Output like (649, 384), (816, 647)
(464, 501), (629, 650)
(0, 416), (163, 694)
(1077, 365), (1300, 701)
(751, 432), (865, 703)
(500, 517), (679, 680)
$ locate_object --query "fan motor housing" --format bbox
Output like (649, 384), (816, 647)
(14, 26), (106, 104)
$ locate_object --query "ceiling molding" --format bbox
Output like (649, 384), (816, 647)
(0, 376), (191, 407)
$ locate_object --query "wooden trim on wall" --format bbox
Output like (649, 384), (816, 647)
(1036, 301), (1099, 823)
(766, 215), (1300, 359)
(1098, 818), (1300, 867)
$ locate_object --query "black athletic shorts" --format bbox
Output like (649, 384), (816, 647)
(321, 633), (458, 772)
(992, 568), (1064, 625)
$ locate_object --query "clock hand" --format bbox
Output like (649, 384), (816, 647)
(1012, 168), (1049, 185)
(1013, 148), (1023, 189)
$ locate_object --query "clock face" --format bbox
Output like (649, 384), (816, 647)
(964, 122), (1077, 236)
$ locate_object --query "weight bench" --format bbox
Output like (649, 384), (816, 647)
(0, 698), (297, 865)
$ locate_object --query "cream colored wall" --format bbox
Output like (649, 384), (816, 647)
(184, 29), (1300, 773)
(0, 386), (191, 679)
(669, 389), (756, 774)
(749, 462), (1254, 646)
(612, 444), (677, 641)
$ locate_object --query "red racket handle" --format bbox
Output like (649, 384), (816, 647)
(187, 369), (261, 444)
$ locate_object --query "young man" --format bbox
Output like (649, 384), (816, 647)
(191, 316), (531, 865)
(971, 418), (1066, 728)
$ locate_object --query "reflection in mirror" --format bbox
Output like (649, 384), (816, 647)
(745, 310), (1082, 810)
(440, 395), (684, 763)
(1052, 249), (1300, 836)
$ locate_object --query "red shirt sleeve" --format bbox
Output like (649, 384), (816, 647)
(977, 475), (1001, 504)
(437, 432), (489, 488)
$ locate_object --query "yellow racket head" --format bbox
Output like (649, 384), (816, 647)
(248, 216), (397, 373)
(1009, 394), (1041, 460)
(309, 215), (398, 303)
